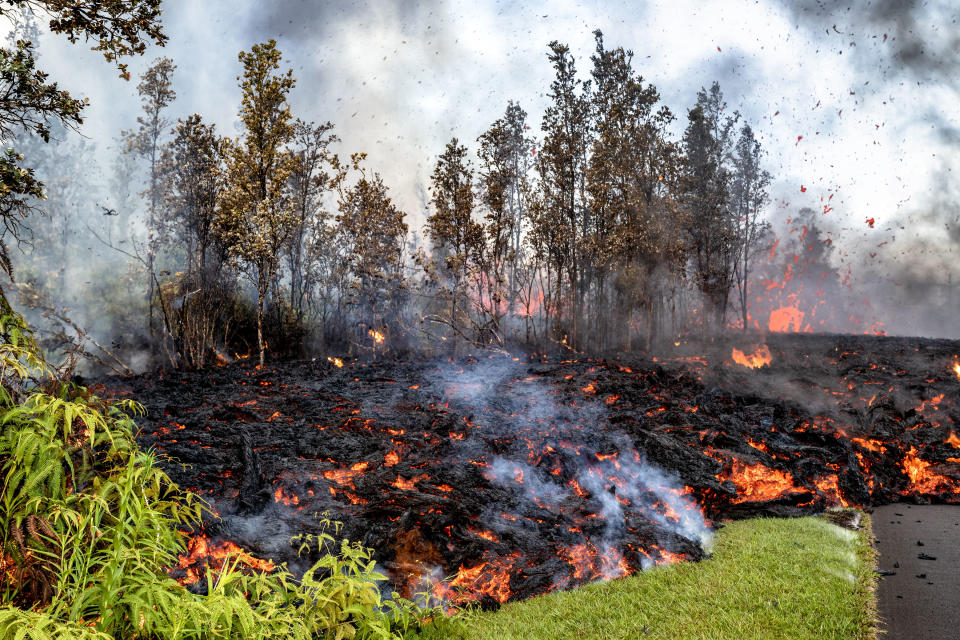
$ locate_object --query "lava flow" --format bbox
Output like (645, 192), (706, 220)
(108, 333), (960, 606)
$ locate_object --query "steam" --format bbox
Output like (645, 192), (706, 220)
(430, 355), (711, 586)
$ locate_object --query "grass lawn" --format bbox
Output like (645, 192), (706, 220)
(411, 512), (877, 640)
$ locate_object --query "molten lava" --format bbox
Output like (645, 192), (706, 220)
(175, 534), (275, 585)
(718, 460), (799, 504)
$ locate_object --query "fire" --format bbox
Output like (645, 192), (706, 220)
(902, 447), (957, 494)
(175, 534), (274, 585)
(392, 474), (429, 491)
(559, 542), (632, 582)
(813, 474), (849, 507)
(328, 356), (344, 368)
(946, 433), (960, 449)
(468, 527), (501, 543)
(731, 345), (772, 369)
(432, 553), (520, 605)
(953, 361), (960, 379)
(323, 461), (371, 490)
(368, 329), (385, 344)
(768, 306), (805, 333)
(656, 549), (686, 565)
(718, 460), (798, 503)
(273, 486), (299, 506)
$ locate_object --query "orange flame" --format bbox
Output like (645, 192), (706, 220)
(273, 486), (299, 506)
(368, 329), (385, 344)
(768, 306), (805, 333)
(432, 553), (520, 604)
(175, 534), (274, 585)
(327, 356), (344, 368)
(392, 473), (429, 491)
(718, 460), (798, 503)
(902, 447), (958, 494)
(731, 345), (772, 369)
(322, 461), (370, 490)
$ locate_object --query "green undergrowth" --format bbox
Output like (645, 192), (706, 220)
(414, 513), (877, 640)
(0, 307), (436, 640)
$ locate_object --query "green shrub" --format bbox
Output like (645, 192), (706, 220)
(0, 306), (436, 639)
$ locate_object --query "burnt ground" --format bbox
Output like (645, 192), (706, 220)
(102, 333), (960, 605)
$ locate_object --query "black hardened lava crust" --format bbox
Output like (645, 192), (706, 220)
(103, 333), (960, 603)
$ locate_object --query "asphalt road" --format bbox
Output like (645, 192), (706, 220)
(873, 504), (960, 640)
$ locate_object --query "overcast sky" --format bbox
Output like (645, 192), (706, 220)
(22, 0), (960, 333)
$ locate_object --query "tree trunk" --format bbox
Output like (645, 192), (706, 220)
(257, 283), (266, 369)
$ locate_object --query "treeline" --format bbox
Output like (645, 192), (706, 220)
(17, 30), (778, 369)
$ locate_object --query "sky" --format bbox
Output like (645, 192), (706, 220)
(18, 0), (960, 335)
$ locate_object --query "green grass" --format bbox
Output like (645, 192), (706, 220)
(412, 513), (877, 640)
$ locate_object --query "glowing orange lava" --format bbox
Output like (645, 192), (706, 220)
(902, 447), (957, 494)
(175, 534), (274, 585)
(718, 460), (798, 503)
(432, 553), (521, 605)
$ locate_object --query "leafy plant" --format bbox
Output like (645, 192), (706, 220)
(0, 302), (439, 638)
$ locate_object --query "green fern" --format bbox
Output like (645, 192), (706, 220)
(0, 305), (442, 638)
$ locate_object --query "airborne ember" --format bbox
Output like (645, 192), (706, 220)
(109, 333), (960, 606)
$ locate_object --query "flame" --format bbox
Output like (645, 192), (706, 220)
(946, 433), (960, 449)
(902, 447), (958, 494)
(323, 461), (370, 490)
(953, 360), (960, 380)
(656, 549), (686, 565)
(851, 437), (884, 453)
(368, 329), (385, 344)
(718, 460), (798, 503)
(813, 474), (849, 507)
(768, 306), (805, 333)
(175, 534), (274, 585)
(468, 527), (501, 543)
(731, 345), (772, 369)
(392, 474), (429, 491)
(273, 486), (299, 506)
(327, 356), (344, 368)
(432, 553), (520, 604)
